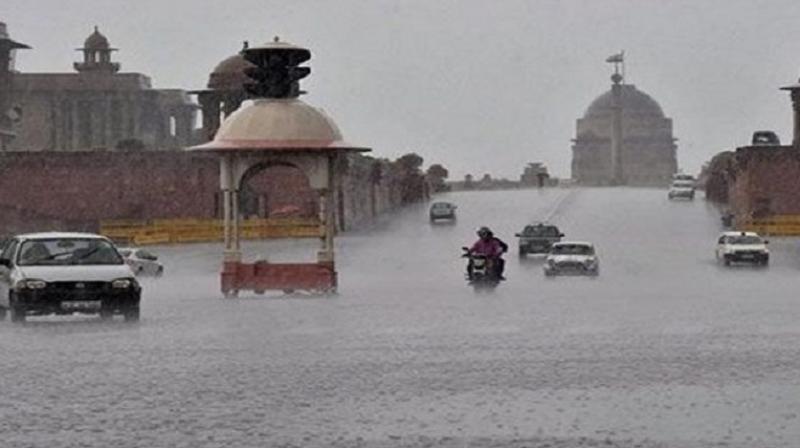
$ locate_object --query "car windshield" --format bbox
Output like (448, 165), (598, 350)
(728, 235), (762, 245)
(672, 181), (694, 187)
(551, 244), (594, 255)
(523, 225), (560, 237)
(431, 203), (452, 209)
(17, 238), (124, 266)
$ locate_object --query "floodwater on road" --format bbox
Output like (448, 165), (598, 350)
(1, 188), (799, 448)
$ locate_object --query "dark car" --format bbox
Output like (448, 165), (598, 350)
(752, 130), (780, 146)
(515, 223), (564, 256)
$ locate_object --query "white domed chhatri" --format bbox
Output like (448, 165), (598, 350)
(187, 37), (368, 297)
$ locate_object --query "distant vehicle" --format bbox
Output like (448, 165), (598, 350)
(516, 223), (564, 256)
(118, 247), (164, 277)
(544, 241), (599, 277)
(752, 130), (780, 146)
(429, 202), (457, 222)
(0, 232), (141, 323)
(716, 231), (769, 266)
(668, 178), (695, 200)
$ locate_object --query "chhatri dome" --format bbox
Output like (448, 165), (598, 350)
(83, 26), (112, 50)
(571, 67), (677, 187)
(74, 26), (119, 74)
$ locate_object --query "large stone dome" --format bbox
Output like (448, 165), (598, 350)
(583, 84), (664, 119)
(207, 53), (253, 91)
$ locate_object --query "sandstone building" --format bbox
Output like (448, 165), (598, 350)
(6, 26), (197, 151)
(0, 22), (29, 150)
(572, 73), (677, 186)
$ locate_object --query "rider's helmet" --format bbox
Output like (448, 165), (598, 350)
(477, 226), (492, 239)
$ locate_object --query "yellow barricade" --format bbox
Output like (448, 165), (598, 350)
(740, 215), (800, 236)
(99, 218), (322, 246)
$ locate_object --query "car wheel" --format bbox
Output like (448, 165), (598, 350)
(723, 256), (731, 266)
(0, 306), (6, 321)
(99, 308), (114, 321)
(9, 293), (25, 323)
(223, 289), (239, 299)
(123, 306), (140, 322)
(155, 266), (164, 277)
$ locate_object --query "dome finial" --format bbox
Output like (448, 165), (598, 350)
(273, 36), (280, 43)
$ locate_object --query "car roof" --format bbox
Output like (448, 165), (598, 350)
(15, 232), (109, 241)
(431, 202), (454, 206)
(553, 241), (593, 247)
(720, 231), (760, 237)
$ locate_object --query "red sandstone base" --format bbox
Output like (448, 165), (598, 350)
(221, 261), (337, 297)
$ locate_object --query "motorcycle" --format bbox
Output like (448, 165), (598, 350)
(462, 247), (501, 291)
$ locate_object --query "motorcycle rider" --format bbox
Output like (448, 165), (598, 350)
(467, 226), (507, 280)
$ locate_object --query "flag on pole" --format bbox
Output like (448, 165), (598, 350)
(605, 51), (624, 63)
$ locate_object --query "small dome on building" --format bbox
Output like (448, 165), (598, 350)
(207, 53), (254, 91)
(84, 26), (111, 50)
(583, 84), (665, 119)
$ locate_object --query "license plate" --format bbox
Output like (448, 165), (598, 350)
(61, 301), (102, 310)
(740, 254), (754, 259)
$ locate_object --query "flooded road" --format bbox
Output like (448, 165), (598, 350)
(2, 188), (799, 447)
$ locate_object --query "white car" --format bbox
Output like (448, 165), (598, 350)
(0, 232), (141, 323)
(716, 231), (769, 266)
(668, 179), (695, 200)
(118, 247), (164, 277)
(544, 241), (599, 276)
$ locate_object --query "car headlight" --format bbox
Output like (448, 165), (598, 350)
(111, 278), (135, 289)
(16, 279), (47, 290)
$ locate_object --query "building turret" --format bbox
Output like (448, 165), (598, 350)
(74, 26), (120, 74)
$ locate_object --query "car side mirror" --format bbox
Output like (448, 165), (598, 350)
(559, 233), (565, 237)
(514, 233), (521, 237)
(0, 258), (11, 268)
(764, 240), (769, 244)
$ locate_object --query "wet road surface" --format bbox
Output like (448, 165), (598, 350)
(1, 188), (799, 447)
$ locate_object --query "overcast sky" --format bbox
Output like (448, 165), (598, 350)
(4, 0), (800, 179)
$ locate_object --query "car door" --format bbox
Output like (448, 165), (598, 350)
(0, 239), (19, 307)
